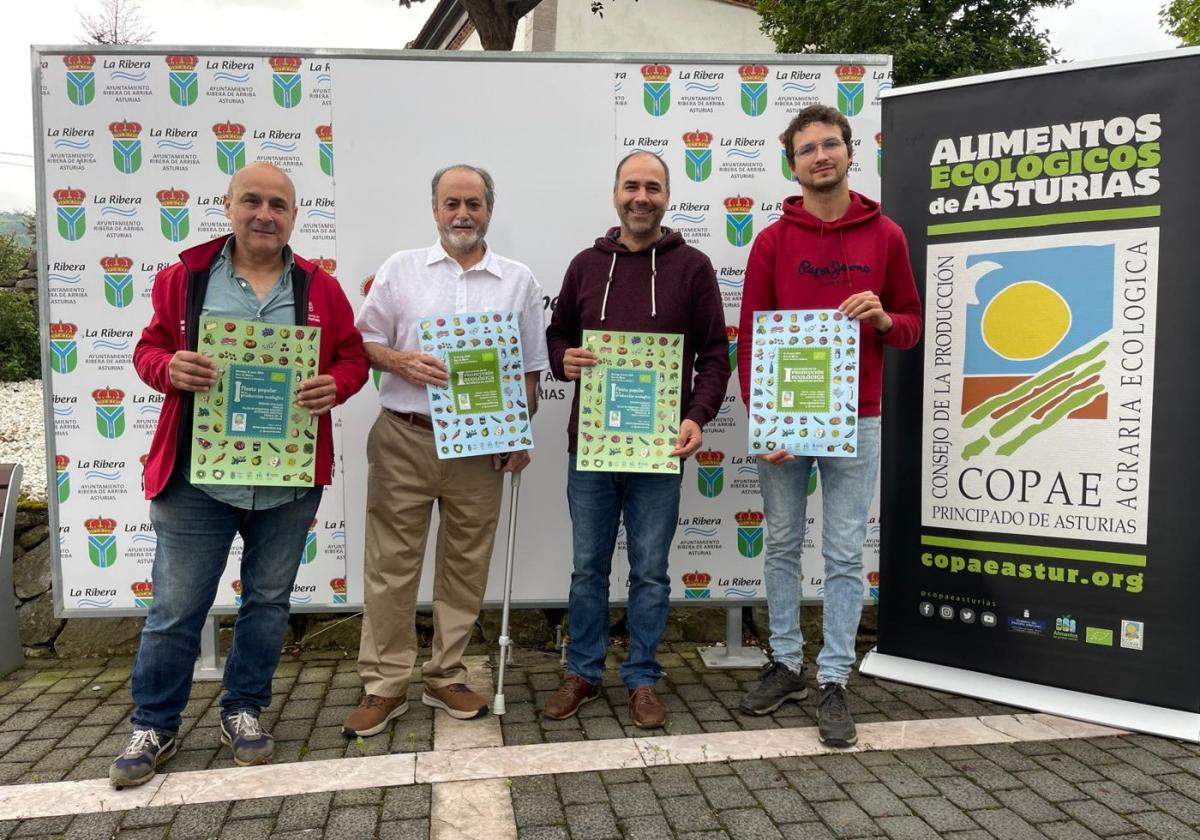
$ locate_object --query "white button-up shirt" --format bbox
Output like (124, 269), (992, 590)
(356, 240), (550, 414)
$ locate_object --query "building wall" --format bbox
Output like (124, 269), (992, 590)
(456, 0), (774, 54)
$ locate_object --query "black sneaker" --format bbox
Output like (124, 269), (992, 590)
(220, 710), (274, 766)
(739, 661), (809, 716)
(109, 728), (177, 789)
(817, 682), (857, 747)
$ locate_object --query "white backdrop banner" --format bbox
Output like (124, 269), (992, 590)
(35, 49), (890, 613)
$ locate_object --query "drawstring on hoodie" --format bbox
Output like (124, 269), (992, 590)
(600, 246), (658, 322)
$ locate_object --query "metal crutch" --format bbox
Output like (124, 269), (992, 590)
(492, 470), (521, 715)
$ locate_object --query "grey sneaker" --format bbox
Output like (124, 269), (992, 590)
(739, 661), (808, 716)
(817, 683), (857, 747)
(220, 710), (274, 766)
(109, 728), (177, 789)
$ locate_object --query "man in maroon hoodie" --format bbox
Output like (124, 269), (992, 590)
(736, 105), (921, 746)
(111, 163), (368, 788)
(544, 151), (730, 728)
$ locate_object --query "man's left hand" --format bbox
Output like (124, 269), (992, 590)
(493, 450), (531, 473)
(839, 291), (892, 334)
(670, 419), (703, 459)
(297, 374), (337, 416)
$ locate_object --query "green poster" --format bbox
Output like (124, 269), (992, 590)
(419, 309), (533, 460)
(448, 348), (503, 414)
(577, 329), (683, 474)
(777, 347), (831, 413)
(748, 309), (859, 457)
(190, 317), (321, 486)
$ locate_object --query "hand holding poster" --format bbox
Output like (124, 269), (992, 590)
(748, 309), (859, 457)
(576, 329), (683, 474)
(419, 310), (533, 459)
(190, 318), (321, 486)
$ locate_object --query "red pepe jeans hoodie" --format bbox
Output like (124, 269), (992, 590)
(737, 191), (922, 417)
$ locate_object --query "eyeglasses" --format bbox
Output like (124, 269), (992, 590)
(794, 138), (845, 158)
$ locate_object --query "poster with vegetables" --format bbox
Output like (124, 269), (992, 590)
(419, 309), (533, 459)
(747, 309), (859, 458)
(576, 329), (683, 474)
(190, 317), (321, 486)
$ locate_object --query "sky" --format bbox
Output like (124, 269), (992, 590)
(1, 0), (1183, 212)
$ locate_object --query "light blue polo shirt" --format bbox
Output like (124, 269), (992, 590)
(197, 239), (304, 510)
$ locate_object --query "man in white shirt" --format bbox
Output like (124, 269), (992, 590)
(343, 165), (549, 735)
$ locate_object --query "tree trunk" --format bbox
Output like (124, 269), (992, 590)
(459, 0), (520, 50)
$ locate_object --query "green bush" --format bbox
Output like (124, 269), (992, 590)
(0, 288), (40, 382)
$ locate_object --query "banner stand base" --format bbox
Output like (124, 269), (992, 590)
(193, 616), (225, 682)
(699, 607), (769, 670)
(860, 649), (1200, 743)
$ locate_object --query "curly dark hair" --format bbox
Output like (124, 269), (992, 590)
(781, 105), (853, 162)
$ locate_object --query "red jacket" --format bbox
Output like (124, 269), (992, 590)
(134, 234), (368, 499)
(738, 191), (922, 418)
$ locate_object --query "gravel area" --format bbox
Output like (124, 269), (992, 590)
(0, 379), (47, 500)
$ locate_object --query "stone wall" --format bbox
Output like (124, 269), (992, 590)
(10, 500), (875, 659)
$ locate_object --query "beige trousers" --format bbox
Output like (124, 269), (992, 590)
(358, 409), (503, 696)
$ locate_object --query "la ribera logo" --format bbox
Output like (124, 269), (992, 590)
(157, 187), (189, 242)
(64, 54), (95, 106)
(55, 455), (71, 503)
(331, 577), (347, 605)
(696, 450), (724, 498)
(232, 579), (243, 607)
(316, 124), (333, 177)
(726, 326), (738, 371)
(54, 187), (86, 241)
(109, 120), (142, 174)
(85, 516), (117, 568)
(213, 121), (247, 175)
(739, 64), (768, 117)
(166, 54), (199, 107)
(641, 63), (671, 117)
(131, 580), (153, 609)
(682, 571), (711, 599)
(724, 195), (753, 247)
(836, 65), (866, 117)
(49, 321), (78, 374)
(960, 244), (1113, 460)
(270, 56), (303, 109)
(735, 509), (764, 558)
(682, 129), (713, 182)
(92, 386), (125, 439)
(867, 570), (880, 605)
(781, 148), (797, 183)
(300, 518), (318, 565)
(875, 131), (882, 177)
(100, 254), (134, 308)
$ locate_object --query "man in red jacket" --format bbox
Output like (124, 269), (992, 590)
(543, 151), (730, 728)
(736, 106), (922, 746)
(111, 162), (368, 788)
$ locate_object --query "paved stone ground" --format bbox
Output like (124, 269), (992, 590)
(2, 645), (1199, 839)
(0, 642), (1024, 785)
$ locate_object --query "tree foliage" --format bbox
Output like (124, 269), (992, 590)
(1161, 0), (1200, 44)
(756, 0), (1073, 86)
(78, 0), (154, 46)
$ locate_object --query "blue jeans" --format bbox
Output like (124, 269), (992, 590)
(565, 457), (683, 688)
(758, 417), (880, 685)
(131, 475), (322, 735)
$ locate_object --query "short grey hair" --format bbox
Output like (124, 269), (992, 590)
(431, 165), (496, 212)
(613, 150), (670, 193)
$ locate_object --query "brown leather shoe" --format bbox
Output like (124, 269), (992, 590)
(542, 674), (600, 720)
(422, 683), (489, 720)
(341, 694), (408, 737)
(628, 686), (667, 728)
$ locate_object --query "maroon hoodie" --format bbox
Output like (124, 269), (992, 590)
(738, 191), (922, 417)
(547, 227), (730, 454)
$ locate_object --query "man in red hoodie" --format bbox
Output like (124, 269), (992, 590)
(112, 162), (368, 788)
(543, 151), (730, 728)
(736, 106), (921, 746)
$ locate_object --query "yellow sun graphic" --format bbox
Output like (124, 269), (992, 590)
(981, 281), (1071, 361)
